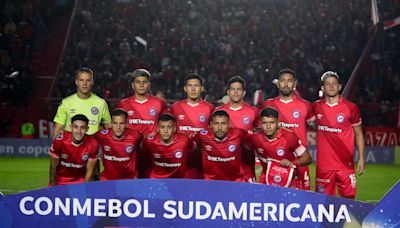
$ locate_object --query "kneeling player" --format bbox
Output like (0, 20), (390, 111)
(95, 109), (143, 180)
(49, 114), (99, 186)
(141, 114), (196, 178)
(247, 108), (312, 189)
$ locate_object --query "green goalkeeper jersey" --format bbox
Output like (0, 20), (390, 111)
(53, 93), (111, 135)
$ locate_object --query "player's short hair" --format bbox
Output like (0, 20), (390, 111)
(129, 69), (151, 83)
(184, 73), (204, 86)
(260, 107), (279, 119)
(75, 67), (94, 79)
(158, 113), (176, 123)
(320, 71), (340, 83)
(211, 110), (230, 120)
(111, 108), (128, 119)
(227, 76), (246, 90)
(71, 114), (89, 125)
(278, 68), (296, 80)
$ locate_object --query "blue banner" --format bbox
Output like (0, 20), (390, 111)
(0, 139), (51, 157)
(0, 179), (375, 227)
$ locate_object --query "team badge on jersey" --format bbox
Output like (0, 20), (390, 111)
(242, 116), (251, 125)
(101, 129), (109, 134)
(292, 110), (301, 119)
(228, 144), (236, 152)
(125, 145), (134, 153)
(175, 151), (183, 159)
(273, 175), (282, 184)
(55, 133), (63, 140)
(336, 114), (345, 123)
(276, 148), (285, 156)
(148, 107), (157, 117)
(199, 114), (206, 123)
(200, 129), (208, 135)
(81, 154), (89, 161)
(91, 107), (99, 115)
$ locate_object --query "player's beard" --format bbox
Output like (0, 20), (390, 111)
(279, 87), (292, 97)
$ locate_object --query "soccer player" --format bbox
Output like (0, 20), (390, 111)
(247, 108), (312, 189)
(313, 71), (365, 198)
(53, 67), (111, 137)
(216, 76), (258, 182)
(117, 69), (168, 136)
(262, 69), (314, 190)
(170, 73), (214, 134)
(49, 114), (99, 186)
(141, 114), (195, 178)
(95, 109), (143, 180)
(192, 110), (250, 181)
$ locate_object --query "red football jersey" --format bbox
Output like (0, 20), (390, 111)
(313, 96), (362, 170)
(49, 132), (99, 185)
(192, 128), (249, 181)
(95, 128), (143, 180)
(170, 99), (214, 134)
(117, 95), (167, 136)
(141, 133), (195, 178)
(262, 95), (313, 146)
(247, 128), (306, 184)
(216, 102), (259, 131)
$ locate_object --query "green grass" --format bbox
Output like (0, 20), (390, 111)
(0, 157), (399, 203)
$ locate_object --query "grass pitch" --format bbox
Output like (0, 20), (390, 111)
(0, 157), (398, 203)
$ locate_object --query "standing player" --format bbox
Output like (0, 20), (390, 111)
(170, 73), (214, 134)
(95, 109), (143, 180)
(117, 69), (168, 136)
(53, 67), (111, 137)
(247, 108), (312, 189)
(141, 114), (195, 178)
(262, 69), (314, 190)
(313, 71), (365, 198)
(216, 76), (258, 182)
(49, 114), (99, 186)
(192, 110), (250, 181)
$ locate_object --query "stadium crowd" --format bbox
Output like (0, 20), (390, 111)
(57, 0), (373, 105)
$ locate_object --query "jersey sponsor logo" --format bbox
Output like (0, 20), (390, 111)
(279, 122), (299, 128)
(200, 129), (208, 135)
(336, 114), (345, 123)
(89, 120), (97, 125)
(104, 154), (130, 162)
(317, 184), (324, 193)
(125, 145), (134, 153)
(178, 115), (185, 120)
(61, 154), (69, 159)
(148, 107), (157, 117)
(228, 144), (236, 152)
(127, 110), (134, 116)
(199, 114), (206, 123)
(81, 154), (89, 161)
(273, 175), (282, 183)
(242, 116), (251, 125)
(292, 110), (301, 119)
(154, 161), (182, 167)
(91, 107), (99, 115)
(147, 134), (155, 139)
(318, 125), (343, 133)
(179, 126), (203, 132)
(175, 151), (183, 159)
(101, 129), (109, 134)
(129, 119), (155, 125)
(207, 155), (235, 162)
(276, 148), (285, 156)
(60, 161), (84, 168)
(56, 133), (63, 140)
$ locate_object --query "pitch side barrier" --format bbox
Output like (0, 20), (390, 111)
(1, 179), (399, 227)
(0, 138), (398, 164)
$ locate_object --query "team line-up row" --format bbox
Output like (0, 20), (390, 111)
(50, 67), (365, 199)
